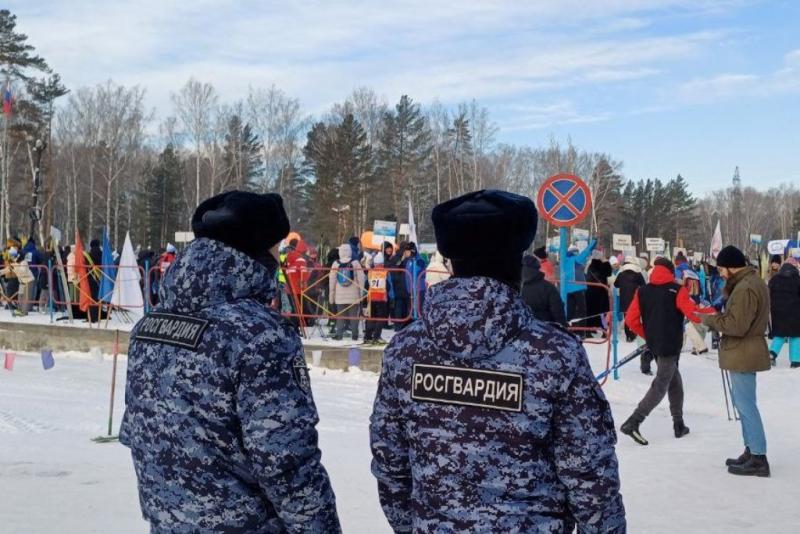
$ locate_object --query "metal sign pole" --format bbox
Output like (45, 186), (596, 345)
(559, 226), (568, 318)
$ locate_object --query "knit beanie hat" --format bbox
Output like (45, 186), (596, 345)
(715, 246), (748, 269)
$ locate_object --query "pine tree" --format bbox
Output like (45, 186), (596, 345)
(445, 111), (473, 198)
(0, 10), (49, 80)
(26, 74), (68, 139)
(377, 95), (431, 224)
(303, 122), (341, 245)
(0, 9), (51, 241)
(222, 114), (262, 191)
(663, 174), (697, 246)
(335, 113), (372, 236)
(139, 144), (184, 249)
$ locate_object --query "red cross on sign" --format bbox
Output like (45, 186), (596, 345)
(536, 174), (592, 227)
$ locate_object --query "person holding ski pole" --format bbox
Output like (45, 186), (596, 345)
(620, 258), (714, 446)
(700, 245), (772, 477)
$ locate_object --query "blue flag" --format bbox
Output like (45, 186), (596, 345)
(98, 227), (116, 303)
(41, 349), (55, 370)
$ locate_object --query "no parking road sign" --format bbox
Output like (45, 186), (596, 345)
(536, 174), (592, 228)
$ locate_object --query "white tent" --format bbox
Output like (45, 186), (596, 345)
(111, 232), (144, 317)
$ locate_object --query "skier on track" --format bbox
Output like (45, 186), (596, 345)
(370, 189), (625, 533)
(619, 257), (714, 446)
(120, 191), (341, 533)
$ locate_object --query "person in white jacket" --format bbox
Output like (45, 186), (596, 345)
(425, 250), (452, 287)
(329, 243), (366, 340)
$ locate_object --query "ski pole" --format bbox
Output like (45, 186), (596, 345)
(724, 370), (740, 421)
(720, 368), (732, 421)
(568, 312), (609, 325)
(596, 346), (647, 381)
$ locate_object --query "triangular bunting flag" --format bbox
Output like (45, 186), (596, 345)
(41, 349), (55, 370)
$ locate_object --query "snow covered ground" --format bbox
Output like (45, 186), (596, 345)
(1, 343), (799, 533)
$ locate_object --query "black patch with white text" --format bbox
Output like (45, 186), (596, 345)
(134, 312), (210, 350)
(293, 355), (311, 394)
(411, 364), (523, 412)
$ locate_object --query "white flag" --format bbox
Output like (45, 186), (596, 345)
(111, 232), (144, 317)
(710, 221), (723, 260)
(408, 197), (418, 245)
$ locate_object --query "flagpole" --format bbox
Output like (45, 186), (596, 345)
(1, 76), (9, 242)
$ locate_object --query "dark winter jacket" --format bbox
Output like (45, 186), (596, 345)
(614, 265), (646, 312)
(120, 238), (340, 533)
(586, 259), (612, 318)
(21, 240), (43, 266)
(370, 276), (625, 533)
(387, 252), (407, 298)
(626, 265), (711, 357)
(768, 263), (800, 338)
(521, 256), (566, 326)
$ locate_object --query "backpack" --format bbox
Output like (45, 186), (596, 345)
(336, 261), (354, 287)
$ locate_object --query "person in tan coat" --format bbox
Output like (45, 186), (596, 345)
(701, 245), (771, 477)
(329, 243), (366, 340)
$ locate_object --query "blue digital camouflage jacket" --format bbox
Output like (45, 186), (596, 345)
(370, 276), (625, 533)
(120, 238), (341, 533)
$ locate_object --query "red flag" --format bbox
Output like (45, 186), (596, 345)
(74, 232), (93, 312)
(3, 352), (14, 371)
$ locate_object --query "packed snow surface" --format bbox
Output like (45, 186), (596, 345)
(1, 343), (799, 533)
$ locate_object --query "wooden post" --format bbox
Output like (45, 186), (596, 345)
(106, 330), (120, 437)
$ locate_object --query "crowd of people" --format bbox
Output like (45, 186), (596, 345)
(0, 234), (183, 320)
(278, 236), (451, 344)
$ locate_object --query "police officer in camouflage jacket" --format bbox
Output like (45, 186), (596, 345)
(370, 190), (625, 533)
(120, 191), (341, 533)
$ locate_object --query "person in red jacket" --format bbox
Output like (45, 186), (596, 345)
(620, 258), (714, 446)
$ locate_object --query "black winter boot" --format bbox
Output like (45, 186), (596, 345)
(791, 362), (800, 369)
(673, 418), (690, 438)
(726, 447), (751, 467)
(770, 351), (777, 367)
(620, 414), (648, 446)
(728, 454), (770, 477)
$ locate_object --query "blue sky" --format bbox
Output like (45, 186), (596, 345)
(9, 0), (800, 193)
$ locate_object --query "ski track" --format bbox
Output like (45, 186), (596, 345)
(1, 343), (799, 533)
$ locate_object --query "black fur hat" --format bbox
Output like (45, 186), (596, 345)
(432, 190), (537, 288)
(192, 191), (289, 266)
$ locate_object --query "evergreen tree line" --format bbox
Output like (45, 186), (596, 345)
(2, 9), (799, 255)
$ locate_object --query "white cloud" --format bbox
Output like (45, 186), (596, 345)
(676, 48), (800, 103)
(500, 100), (614, 131)
(6, 0), (736, 120)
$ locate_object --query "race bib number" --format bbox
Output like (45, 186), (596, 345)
(135, 312), (209, 350)
(370, 277), (386, 289)
(411, 364), (523, 412)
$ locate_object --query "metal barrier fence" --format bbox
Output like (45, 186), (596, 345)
(50, 263), (146, 311)
(548, 280), (619, 385)
(0, 259), (622, 382)
(277, 266), (416, 337)
(0, 264), (51, 315)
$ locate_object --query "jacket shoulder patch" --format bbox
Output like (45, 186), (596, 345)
(292, 355), (311, 394)
(411, 363), (523, 412)
(134, 312), (210, 350)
